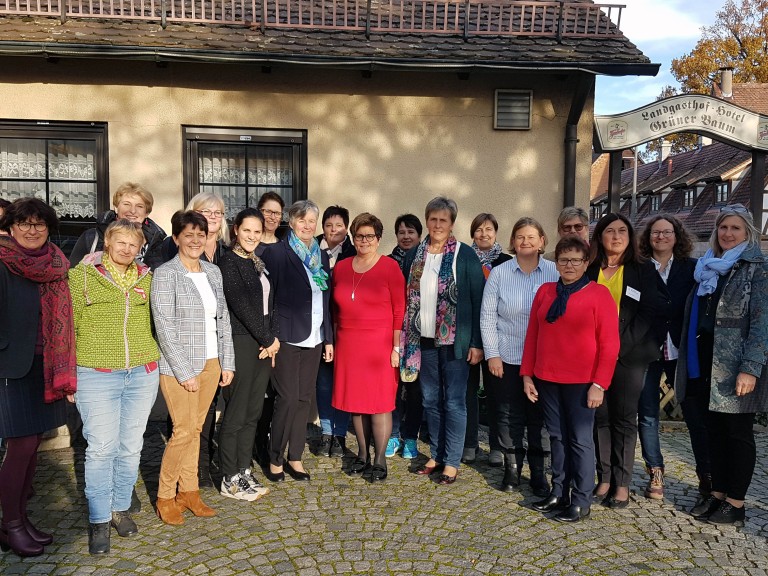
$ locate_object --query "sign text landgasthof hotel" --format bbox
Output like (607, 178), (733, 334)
(594, 94), (768, 151)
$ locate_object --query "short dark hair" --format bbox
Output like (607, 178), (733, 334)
(470, 213), (499, 238)
(555, 236), (590, 260)
(0, 197), (59, 233)
(257, 191), (285, 210)
(0, 198), (11, 210)
(232, 207), (265, 246)
(322, 205), (350, 227)
(638, 214), (694, 260)
(171, 210), (208, 237)
(589, 212), (641, 266)
(394, 213), (422, 237)
(350, 212), (384, 239)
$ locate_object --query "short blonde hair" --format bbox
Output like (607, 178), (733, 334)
(186, 192), (230, 244)
(112, 182), (154, 214)
(104, 219), (145, 249)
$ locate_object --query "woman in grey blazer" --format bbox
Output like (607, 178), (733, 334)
(151, 211), (235, 525)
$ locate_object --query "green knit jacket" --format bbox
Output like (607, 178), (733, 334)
(69, 252), (160, 370)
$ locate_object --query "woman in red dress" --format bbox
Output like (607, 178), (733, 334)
(332, 212), (406, 481)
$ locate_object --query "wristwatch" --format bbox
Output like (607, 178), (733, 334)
(393, 346), (401, 353)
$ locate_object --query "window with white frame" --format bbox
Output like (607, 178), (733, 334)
(0, 120), (109, 255)
(183, 126), (307, 220)
(683, 188), (695, 208)
(650, 195), (660, 213)
(715, 182), (729, 204)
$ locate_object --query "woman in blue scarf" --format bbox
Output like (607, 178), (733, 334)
(675, 204), (768, 526)
(260, 200), (333, 483)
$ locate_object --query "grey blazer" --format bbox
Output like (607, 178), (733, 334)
(151, 256), (235, 383)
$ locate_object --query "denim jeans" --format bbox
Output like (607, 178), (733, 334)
(76, 364), (159, 523)
(637, 359), (677, 469)
(316, 361), (349, 436)
(419, 344), (469, 469)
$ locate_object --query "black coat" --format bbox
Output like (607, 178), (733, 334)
(0, 262), (40, 379)
(662, 257), (697, 349)
(261, 238), (334, 345)
(316, 233), (356, 267)
(587, 259), (670, 366)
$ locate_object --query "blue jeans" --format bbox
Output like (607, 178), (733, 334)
(638, 359), (676, 469)
(419, 344), (469, 469)
(76, 364), (159, 523)
(316, 361), (349, 436)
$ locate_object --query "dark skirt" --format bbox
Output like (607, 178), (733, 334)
(0, 355), (67, 438)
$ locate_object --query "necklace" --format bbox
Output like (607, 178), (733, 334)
(351, 271), (366, 301)
(606, 264), (619, 269)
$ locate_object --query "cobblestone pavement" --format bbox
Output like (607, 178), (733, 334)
(2, 423), (768, 575)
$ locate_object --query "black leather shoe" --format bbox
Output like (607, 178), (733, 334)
(329, 436), (345, 458)
(197, 465), (215, 489)
(554, 505), (590, 523)
(692, 495), (722, 521)
(110, 511), (138, 537)
(88, 522), (110, 555)
(707, 501), (745, 527)
(284, 462), (311, 481)
(532, 494), (570, 513)
(370, 464), (388, 482)
(350, 458), (371, 475)
(128, 487), (142, 514)
(263, 467), (285, 483)
(602, 496), (629, 509)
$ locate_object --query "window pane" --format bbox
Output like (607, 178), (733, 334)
(200, 185), (247, 219)
(0, 180), (46, 202)
(48, 140), (97, 181)
(249, 146), (292, 186)
(0, 139), (46, 179)
(49, 182), (98, 219)
(199, 145), (246, 184)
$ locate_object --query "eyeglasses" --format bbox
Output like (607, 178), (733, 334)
(650, 230), (675, 237)
(560, 223), (586, 232)
(353, 234), (378, 243)
(261, 209), (282, 218)
(198, 209), (224, 218)
(16, 221), (48, 232)
(556, 258), (586, 267)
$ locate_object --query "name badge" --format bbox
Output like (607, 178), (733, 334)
(626, 286), (641, 301)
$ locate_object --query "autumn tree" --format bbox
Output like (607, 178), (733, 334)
(671, 0), (768, 93)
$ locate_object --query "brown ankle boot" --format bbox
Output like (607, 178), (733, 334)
(156, 497), (184, 525)
(176, 491), (216, 517)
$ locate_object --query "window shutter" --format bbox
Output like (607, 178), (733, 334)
(494, 90), (532, 130)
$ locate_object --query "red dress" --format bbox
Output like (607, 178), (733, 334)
(331, 256), (406, 414)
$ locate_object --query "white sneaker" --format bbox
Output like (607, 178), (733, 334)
(221, 473), (260, 502)
(241, 468), (270, 497)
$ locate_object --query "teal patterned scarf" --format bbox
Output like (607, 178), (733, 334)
(288, 230), (329, 290)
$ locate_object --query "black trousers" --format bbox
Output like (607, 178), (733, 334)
(464, 361), (501, 451)
(269, 342), (323, 465)
(594, 359), (645, 487)
(679, 377), (712, 476)
(707, 410), (756, 500)
(218, 333), (273, 478)
(485, 363), (548, 458)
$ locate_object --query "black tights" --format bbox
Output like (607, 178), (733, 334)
(0, 434), (41, 525)
(352, 413), (392, 467)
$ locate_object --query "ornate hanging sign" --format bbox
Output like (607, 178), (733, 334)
(594, 94), (768, 151)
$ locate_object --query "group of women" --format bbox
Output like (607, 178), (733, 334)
(0, 188), (766, 561)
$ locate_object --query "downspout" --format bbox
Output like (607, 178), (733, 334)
(563, 73), (595, 208)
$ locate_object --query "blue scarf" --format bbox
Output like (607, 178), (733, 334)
(545, 274), (590, 323)
(686, 242), (747, 377)
(288, 230), (329, 290)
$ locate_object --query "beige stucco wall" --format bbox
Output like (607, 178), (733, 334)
(1, 58), (593, 250)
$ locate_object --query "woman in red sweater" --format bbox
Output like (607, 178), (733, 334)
(521, 237), (619, 523)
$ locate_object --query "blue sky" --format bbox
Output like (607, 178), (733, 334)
(594, 0), (725, 115)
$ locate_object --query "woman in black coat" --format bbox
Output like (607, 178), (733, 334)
(636, 215), (698, 501)
(261, 200), (333, 482)
(587, 213), (668, 508)
(218, 208), (279, 501)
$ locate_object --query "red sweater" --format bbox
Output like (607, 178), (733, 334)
(520, 281), (620, 389)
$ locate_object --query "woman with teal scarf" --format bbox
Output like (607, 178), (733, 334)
(261, 200), (333, 483)
(675, 204), (768, 527)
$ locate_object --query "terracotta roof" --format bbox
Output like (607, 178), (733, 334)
(712, 82), (768, 114)
(0, 6), (656, 72)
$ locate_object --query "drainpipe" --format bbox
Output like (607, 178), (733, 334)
(564, 73), (595, 208)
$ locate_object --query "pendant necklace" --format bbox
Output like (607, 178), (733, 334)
(351, 271), (366, 301)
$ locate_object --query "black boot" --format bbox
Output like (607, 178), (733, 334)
(88, 522), (110, 555)
(128, 487), (142, 514)
(528, 451), (550, 498)
(500, 452), (520, 492)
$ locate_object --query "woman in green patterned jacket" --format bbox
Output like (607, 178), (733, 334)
(69, 219), (160, 555)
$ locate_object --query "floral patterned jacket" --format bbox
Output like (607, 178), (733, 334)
(676, 243), (768, 414)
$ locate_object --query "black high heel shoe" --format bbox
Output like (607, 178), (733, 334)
(370, 464), (388, 482)
(263, 466), (285, 483)
(284, 462), (311, 481)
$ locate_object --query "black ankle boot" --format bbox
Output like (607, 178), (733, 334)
(0, 519), (44, 557)
(501, 452), (520, 491)
(88, 522), (110, 555)
(528, 452), (550, 498)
